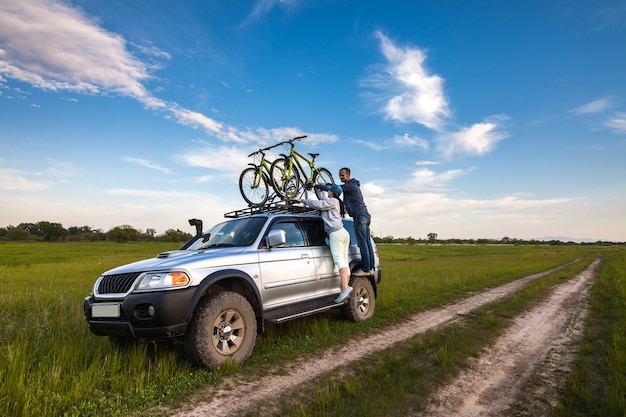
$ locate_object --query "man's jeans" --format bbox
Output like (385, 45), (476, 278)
(354, 212), (374, 271)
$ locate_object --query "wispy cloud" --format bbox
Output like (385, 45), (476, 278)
(122, 157), (173, 174)
(415, 160), (440, 166)
(0, 0), (152, 98)
(365, 31), (450, 131)
(0, 159), (78, 191)
(240, 0), (299, 26)
(438, 115), (510, 157)
(605, 112), (626, 133)
(392, 133), (429, 150)
(43, 158), (79, 180)
(0, 168), (48, 191)
(569, 97), (613, 115)
(176, 143), (251, 174)
(0, 0), (233, 142)
(404, 167), (466, 192)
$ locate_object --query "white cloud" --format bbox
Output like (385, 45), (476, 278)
(416, 160), (440, 166)
(569, 97), (613, 115)
(438, 116), (509, 157)
(240, 0), (299, 26)
(404, 167), (466, 192)
(366, 188), (582, 240)
(177, 144), (251, 175)
(170, 107), (223, 135)
(605, 112), (626, 133)
(368, 31), (450, 131)
(43, 159), (79, 180)
(122, 157), (173, 174)
(0, 168), (48, 191)
(0, 0), (152, 99)
(392, 133), (429, 150)
(0, 0), (252, 142)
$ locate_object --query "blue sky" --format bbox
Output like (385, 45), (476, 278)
(1, 0), (625, 242)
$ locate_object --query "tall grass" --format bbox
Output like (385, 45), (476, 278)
(556, 250), (626, 417)
(0, 241), (621, 416)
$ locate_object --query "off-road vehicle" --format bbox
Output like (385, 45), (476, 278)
(83, 204), (381, 368)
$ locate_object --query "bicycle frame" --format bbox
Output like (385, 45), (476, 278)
(247, 153), (272, 188)
(248, 143), (282, 187)
(280, 139), (320, 182)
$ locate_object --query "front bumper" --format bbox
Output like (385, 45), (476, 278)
(83, 286), (196, 339)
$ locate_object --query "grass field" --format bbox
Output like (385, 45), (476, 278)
(0, 242), (624, 416)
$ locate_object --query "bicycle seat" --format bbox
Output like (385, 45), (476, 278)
(308, 153), (319, 159)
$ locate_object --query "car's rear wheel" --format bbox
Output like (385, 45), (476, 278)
(341, 276), (375, 321)
(185, 291), (257, 368)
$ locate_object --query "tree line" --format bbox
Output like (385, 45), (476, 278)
(1, 221), (621, 246)
(0, 221), (193, 243)
(372, 234), (622, 246)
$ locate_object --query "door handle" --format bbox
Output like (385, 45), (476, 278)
(301, 253), (309, 259)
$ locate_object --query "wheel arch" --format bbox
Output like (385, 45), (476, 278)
(349, 260), (378, 298)
(187, 269), (265, 335)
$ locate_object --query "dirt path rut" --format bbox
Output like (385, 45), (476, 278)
(418, 258), (598, 416)
(171, 259), (597, 417)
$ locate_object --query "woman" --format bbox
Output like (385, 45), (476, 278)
(297, 184), (352, 303)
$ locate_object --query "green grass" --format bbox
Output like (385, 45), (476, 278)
(555, 250), (626, 417)
(0, 241), (623, 416)
(245, 256), (596, 416)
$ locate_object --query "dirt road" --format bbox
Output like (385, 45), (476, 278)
(170, 258), (598, 417)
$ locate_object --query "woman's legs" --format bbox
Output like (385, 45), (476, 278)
(330, 228), (352, 301)
(339, 266), (350, 291)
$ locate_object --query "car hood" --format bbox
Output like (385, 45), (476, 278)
(102, 247), (254, 275)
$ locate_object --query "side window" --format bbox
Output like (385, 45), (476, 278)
(301, 219), (327, 246)
(272, 221), (305, 247)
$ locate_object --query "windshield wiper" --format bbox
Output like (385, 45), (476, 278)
(199, 243), (235, 250)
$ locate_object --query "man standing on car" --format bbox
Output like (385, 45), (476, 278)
(338, 167), (375, 276)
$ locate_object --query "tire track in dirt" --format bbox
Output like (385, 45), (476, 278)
(417, 258), (599, 417)
(169, 259), (588, 417)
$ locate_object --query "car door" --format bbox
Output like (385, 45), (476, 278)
(257, 219), (317, 309)
(299, 218), (340, 296)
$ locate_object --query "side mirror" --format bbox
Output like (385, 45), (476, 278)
(266, 229), (286, 248)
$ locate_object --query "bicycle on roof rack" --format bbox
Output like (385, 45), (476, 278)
(270, 135), (335, 200)
(238, 143), (283, 206)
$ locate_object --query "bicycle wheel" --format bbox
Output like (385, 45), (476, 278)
(270, 158), (301, 199)
(239, 167), (269, 206)
(313, 167), (335, 199)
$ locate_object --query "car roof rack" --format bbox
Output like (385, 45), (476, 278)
(224, 201), (321, 218)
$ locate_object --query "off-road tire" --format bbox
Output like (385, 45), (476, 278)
(341, 276), (375, 322)
(185, 291), (257, 368)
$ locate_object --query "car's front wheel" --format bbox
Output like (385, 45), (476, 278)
(341, 276), (375, 322)
(185, 291), (257, 368)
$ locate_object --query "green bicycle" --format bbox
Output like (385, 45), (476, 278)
(238, 143), (282, 206)
(270, 135), (335, 200)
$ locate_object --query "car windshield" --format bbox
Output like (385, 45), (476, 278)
(185, 217), (267, 250)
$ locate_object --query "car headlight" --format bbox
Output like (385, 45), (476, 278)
(135, 271), (190, 291)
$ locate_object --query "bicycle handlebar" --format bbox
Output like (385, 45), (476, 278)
(247, 141), (284, 157)
(247, 135), (308, 157)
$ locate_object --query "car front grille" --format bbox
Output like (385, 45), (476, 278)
(97, 272), (142, 295)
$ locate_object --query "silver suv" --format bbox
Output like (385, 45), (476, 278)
(83, 207), (381, 368)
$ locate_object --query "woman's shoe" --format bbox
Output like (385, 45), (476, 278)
(334, 286), (353, 303)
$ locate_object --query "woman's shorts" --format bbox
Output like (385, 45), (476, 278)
(329, 228), (350, 270)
